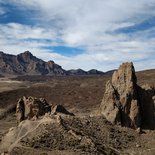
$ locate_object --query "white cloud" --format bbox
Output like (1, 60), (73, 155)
(0, 0), (155, 71)
(0, 23), (58, 40)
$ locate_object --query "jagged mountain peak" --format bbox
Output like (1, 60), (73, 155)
(19, 51), (33, 58)
(0, 51), (111, 76)
(0, 51), (65, 75)
(21, 50), (32, 55)
(47, 60), (55, 64)
(17, 51), (40, 62)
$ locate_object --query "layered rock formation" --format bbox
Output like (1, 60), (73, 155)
(16, 96), (51, 124)
(16, 96), (75, 124)
(100, 62), (155, 129)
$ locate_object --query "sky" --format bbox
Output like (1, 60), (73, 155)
(0, 0), (155, 71)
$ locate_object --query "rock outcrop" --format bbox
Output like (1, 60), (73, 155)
(16, 96), (51, 124)
(0, 51), (66, 75)
(0, 51), (107, 76)
(51, 104), (75, 116)
(100, 62), (155, 129)
(16, 96), (75, 124)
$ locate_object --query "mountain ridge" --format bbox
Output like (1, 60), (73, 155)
(0, 51), (113, 76)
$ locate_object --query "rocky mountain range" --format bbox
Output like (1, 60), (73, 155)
(0, 51), (111, 76)
(0, 51), (65, 75)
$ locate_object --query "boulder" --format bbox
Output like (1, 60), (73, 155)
(51, 104), (74, 116)
(100, 62), (155, 129)
(16, 96), (51, 124)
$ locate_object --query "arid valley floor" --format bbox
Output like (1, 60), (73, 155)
(0, 69), (155, 154)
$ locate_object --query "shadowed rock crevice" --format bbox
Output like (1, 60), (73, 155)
(137, 85), (155, 129)
(100, 62), (155, 129)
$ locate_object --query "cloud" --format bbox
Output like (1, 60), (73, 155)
(0, 0), (155, 71)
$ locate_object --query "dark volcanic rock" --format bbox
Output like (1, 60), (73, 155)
(67, 69), (88, 75)
(67, 69), (105, 76)
(138, 85), (155, 129)
(100, 62), (155, 129)
(105, 69), (116, 75)
(51, 104), (74, 116)
(0, 74), (4, 77)
(0, 51), (106, 76)
(0, 51), (66, 75)
(88, 69), (105, 75)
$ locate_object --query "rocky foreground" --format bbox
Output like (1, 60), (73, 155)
(0, 62), (155, 155)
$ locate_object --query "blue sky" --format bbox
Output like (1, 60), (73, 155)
(0, 0), (155, 71)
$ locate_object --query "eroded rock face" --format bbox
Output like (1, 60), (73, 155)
(100, 62), (155, 129)
(16, 96), (51, 124)
(16, 97), (75, 124)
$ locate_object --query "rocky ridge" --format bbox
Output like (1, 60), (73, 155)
(0, 51), (66, 75)
(16, 96), (74, 125)
(1, 113), (144, 155)
(0, 51), (107, 76)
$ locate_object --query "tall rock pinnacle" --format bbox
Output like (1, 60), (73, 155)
(100, 62), (155, 129)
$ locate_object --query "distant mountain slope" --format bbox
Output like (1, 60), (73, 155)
(66, 69), (106, 75)
(67, 69), (88, 75)
(0, 51), (65, 75)
(0, 51), (113, 76)
(88, 69), (105, 75)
